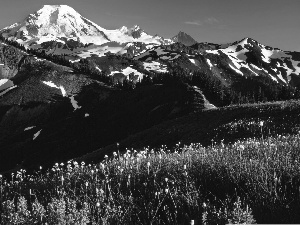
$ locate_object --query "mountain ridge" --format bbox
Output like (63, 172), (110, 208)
(1, 4), (300, 174)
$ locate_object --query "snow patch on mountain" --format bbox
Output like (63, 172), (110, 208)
(110, 67), (143, 80)
(42, 81), (67, 97)
(0, 79), (14, 91)
(0, 85), (17, 97)
(206, 59), (213, 69)
(189, 58), (196, 64)
(95, 66), (102, 72)
(33, 129), (42, 140)
(143, 61), (168, 73)
(277, 72), (287, 84)
(261, 48), (273, 63)
(229, 64), (243, 75)
(24, 126), (36, 131)
(206, 49), (220, 55)
(69, 95), (81, 111)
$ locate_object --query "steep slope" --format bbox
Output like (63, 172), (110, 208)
(0, 41), (207, 173)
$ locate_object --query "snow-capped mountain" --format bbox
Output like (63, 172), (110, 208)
(132, 37), (300, 86)
(0, 5), (171, 52)
(171, 31), (197, 46)
(204, 37), (300, 84)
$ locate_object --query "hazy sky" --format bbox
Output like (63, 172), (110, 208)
(0, 0), (299, 51)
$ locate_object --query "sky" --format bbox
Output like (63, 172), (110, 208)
(0, 0), (299, 51)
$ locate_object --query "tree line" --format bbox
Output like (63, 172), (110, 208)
(1, 34), (299, 106)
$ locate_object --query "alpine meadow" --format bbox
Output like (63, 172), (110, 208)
(0, 2), (300, 224)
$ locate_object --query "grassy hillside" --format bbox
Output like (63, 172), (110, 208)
(1, 130), (300, 224)
(0, 81), (198, 173)
(77, 99), (300, 165)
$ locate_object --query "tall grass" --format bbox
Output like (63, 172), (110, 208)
(1, 132), (300, 224)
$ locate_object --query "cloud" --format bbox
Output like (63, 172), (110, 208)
(205, 17), (219, 24)
(184, 21), (203, 26)
(185, 17), (219, 26)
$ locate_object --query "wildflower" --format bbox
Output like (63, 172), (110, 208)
(113, 152), (117, 157)
(91, 170), (94, 174)
(96, 202), (100, 207)
(183, 164), (187, 170)
(60, 163), (64, 166)
(104, 155), (108, 159)
(81, 161), (85, 166)
(100, 163), (105, 170)
(55, 163), (59, 167)
(85, 182), (89, 187)
(165, 177), (168, 182)
(165, 188), (169, 194)
(259, 121), (264, 127)
(73, 161), (78, 165)
(39, 166), (42, 170)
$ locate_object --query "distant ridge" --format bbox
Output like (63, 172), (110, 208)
(171, 31), (197, 46)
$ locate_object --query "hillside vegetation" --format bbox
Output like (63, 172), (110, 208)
(1, 124), (300, 224)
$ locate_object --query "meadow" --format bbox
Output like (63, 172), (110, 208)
(1, 116), (300, 224)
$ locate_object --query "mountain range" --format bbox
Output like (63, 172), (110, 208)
(0, 5), (300, 173)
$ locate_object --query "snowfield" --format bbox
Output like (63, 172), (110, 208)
(0, 5), (171, 49)
(110, 67), (144, 80)
(24, 126), (36, 131)
(143, 61), (168, 73)
(33, 129), (42, 140)
(69, 95), (81, 111)
(0, 79), (14, 92)
(42, 81), (67, 97)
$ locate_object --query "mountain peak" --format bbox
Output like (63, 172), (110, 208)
(171, 31), (197, 46)
(0, 4), (111, 45)
(131, 25), (141, 31)
(0, 5), (169, 48)
(37, 5), (79, 16)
